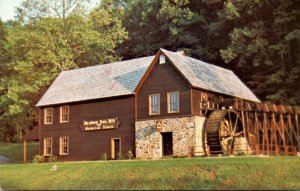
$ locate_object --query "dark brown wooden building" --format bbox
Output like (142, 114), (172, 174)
(34, 49), (260, 160)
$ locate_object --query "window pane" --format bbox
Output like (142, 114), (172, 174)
(60, 137), (69, 155)
(169, 92), (179, 112)
(150, 95), (159, 114)
(45, 108), (52, 124)
(61, 106), (69, 122)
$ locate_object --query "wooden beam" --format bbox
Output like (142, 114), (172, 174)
(280, 114), (287, 154)
(263, 113), (269, 155)
(254, 112), (259, 152)
(288, 115), (297, 145)
(272, 113), (279, 155)
(190, 89), (194, 116)
(23, 140), (27, 162)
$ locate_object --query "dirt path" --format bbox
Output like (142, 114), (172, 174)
(0, 155), (10, 164)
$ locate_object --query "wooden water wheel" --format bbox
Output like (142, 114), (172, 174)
(205, 110), (244, 155)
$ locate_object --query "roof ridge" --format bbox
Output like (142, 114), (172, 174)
(161, 48), (233, 73)
(62, 55), (155, 73)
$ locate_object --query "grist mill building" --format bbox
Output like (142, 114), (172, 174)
(33, 48), (261, 161)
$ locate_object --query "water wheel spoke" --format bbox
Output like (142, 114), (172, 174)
(233, 131), (244, 137)
(222, 121), (231, 134)
(233, 117), (239, 134)
(221, 136), (232, 143)
(205, 109), (245, 156)
(228, 112), (233, 132)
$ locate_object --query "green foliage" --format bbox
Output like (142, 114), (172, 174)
(118, 0), (300, 105)
(101, 152), (108, 160)
(1, 157), (300, 190)
(32, 155), (45, 163)
(127, 149), (133, 159)
(48, 155), (58, 163)
(1, 0), (299, 141)
(0, 142), (39, 162)
(0, 0), (127, 142)
(215, 0), (300, 105)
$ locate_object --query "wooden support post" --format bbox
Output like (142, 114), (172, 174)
(23, 140), (27, 162)
(296, 114), (300, 150)
(280, 114), (286, 150)
(241, 111), (246, 138)
(272, 113), (278, 155)
(255, 112), (259, 145)
(263, 113), (269, 155)
(287, 115), (295, 146)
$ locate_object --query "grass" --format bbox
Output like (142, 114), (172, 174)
(0, 142), (39, 162)
(1, 156), (300, 190)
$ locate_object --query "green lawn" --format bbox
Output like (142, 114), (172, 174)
(1, 156), (300, 190)
(0, 142), (39, 162)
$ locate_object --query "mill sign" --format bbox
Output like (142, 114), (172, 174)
(80, 117), (120, 131)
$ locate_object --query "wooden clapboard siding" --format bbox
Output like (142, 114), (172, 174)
(39, 95), (135, 161)
(136, 59), (191, 120)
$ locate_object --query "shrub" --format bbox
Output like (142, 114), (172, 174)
(101, 152), (107, 160)
(48, 155), (58, 162)
(32, 155), (45, 163)
(236, 151), (246, 156)
(127, 149), (133, 159)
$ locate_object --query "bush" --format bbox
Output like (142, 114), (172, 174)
(236, 151), (246, 156)
(127, 149), (133, 159)
(48, 155), (58, 162)
(32, 155), (45, 163)
(101, 153), (107, 160)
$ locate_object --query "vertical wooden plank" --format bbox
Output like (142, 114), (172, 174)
(280, 114), (286, 147)
(287, 115), (294, 146)
(272, 113), (278, 155)
(241, 111), (246, 139)
(254, 112), (258, 154)
(190, 89), (194, 115)
(23, 140), (27, 162)
(38, 109), (41, 155)
(296, 114), (299, 136)
(296, 114), (300, 149)
(263, 113), (269, 155)
(134, 93), (138, 121)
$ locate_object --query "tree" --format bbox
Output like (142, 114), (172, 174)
(119, 0), (300, 105)
(0, 0), (127, 142)
(217, 0), (300, 104)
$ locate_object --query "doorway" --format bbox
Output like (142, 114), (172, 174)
(162, 132), (173, 156)
(111, 138), (121, 159)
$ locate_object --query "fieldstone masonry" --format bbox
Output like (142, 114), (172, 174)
(135, 116), (206, 159)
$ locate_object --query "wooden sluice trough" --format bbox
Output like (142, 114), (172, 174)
(189, 98), (300, 157)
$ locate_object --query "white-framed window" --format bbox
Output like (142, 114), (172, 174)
(149, 94), (160, 115)
(159, 54), (166, 64)
(60, 106), (69, 123)
(44, 138), (52, 156)
(168, 92), (179, 113)
(59, 137), (69, 155)
(44, 108), (53, 124)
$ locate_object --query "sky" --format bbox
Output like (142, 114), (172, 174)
(0, 0), (23, 21)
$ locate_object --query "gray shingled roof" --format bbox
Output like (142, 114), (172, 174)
(161, 49), (260, 102)
(37, 49), (259, 107)
(36, 56), (154, 106)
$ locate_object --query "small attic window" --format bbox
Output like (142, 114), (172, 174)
(159, 54), (165, 64)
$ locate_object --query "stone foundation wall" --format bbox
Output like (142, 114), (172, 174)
(135, 116), (206, 159)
